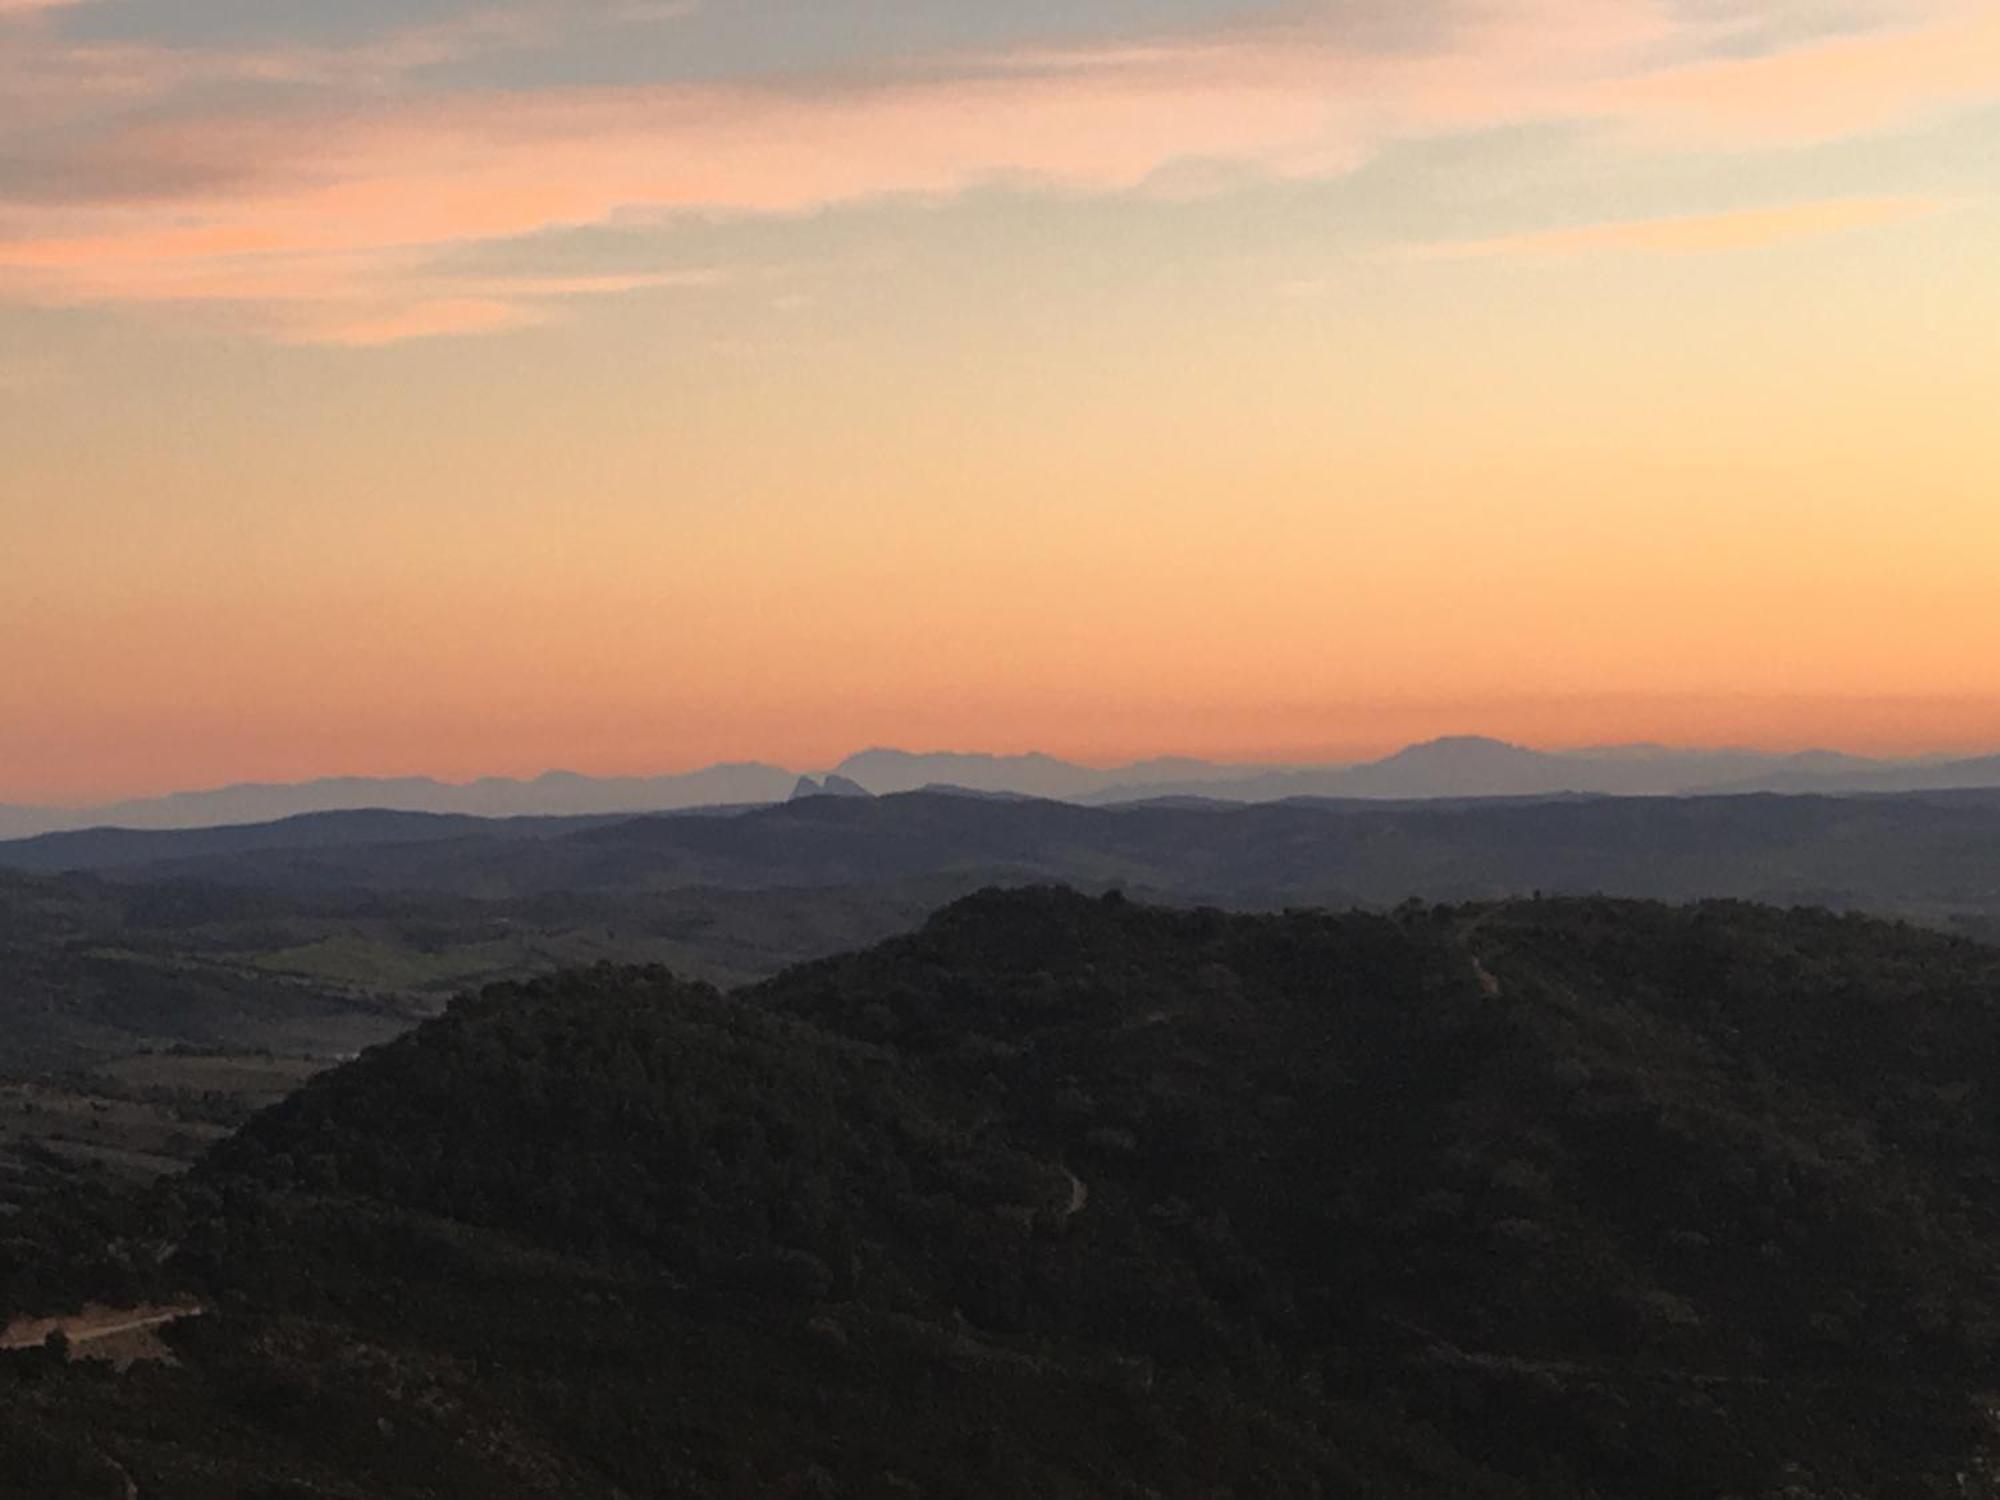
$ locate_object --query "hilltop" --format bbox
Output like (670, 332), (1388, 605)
(7, 891), (2000, 1495)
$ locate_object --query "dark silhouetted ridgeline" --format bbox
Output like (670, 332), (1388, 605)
(11, 790), (2000, 930)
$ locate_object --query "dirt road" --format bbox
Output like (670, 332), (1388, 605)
(1, 1302), (204, 1367)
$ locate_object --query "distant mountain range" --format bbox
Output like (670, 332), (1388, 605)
(5, 735), (1999, 838)
(0, 764), (801, 841)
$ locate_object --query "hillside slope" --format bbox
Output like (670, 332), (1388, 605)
(7, 891), (2000, 1496)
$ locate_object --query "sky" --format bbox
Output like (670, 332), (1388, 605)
(1, 0), (1997, 804)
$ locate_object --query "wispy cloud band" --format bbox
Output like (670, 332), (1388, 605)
(1, 0), (1991, 341)
(1413, 195), (1945, 261)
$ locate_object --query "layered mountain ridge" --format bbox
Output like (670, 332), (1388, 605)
(9, 735), (1998, 839)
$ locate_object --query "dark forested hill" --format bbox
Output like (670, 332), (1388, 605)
(8, 890), (2000, 1496)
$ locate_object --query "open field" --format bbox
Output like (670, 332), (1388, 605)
(0, 1054), (336, 1201)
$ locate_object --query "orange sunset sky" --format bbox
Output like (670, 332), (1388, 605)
(2, 0), (1997, 805)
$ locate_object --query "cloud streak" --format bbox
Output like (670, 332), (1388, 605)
(0, 0), (1991, 341)
(1413, 195), (1944, 261)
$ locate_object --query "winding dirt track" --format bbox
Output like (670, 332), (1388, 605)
(1062, 1167), (1090, 1221)
(1, 1303), (204, 1360)
(1452, 903), (1515, 998)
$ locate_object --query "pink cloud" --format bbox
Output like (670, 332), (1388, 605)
(0, 0), (1991, 342)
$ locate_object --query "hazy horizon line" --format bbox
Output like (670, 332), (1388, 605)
(8, 732), (1998, 816)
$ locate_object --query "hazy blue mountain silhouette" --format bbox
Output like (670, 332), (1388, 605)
(1706, 752), (2000, 795)
(0, 764), (799, 839)
(8, 738), (2000, 840)
(1084, 738), (1894, 803)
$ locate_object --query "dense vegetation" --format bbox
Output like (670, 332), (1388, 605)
(8, 889), (2000, 1495)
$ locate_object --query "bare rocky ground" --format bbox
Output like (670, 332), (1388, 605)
(1, 1303), (204, 1370)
